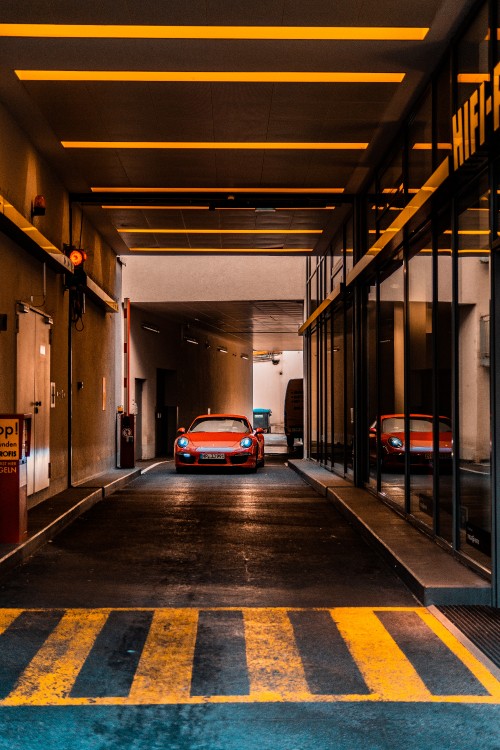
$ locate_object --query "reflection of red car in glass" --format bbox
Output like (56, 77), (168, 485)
(369, 414), (452, 470)
(174, 414), (265, 472)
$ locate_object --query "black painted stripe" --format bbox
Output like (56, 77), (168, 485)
(0, 610), (64, 699)
(377, 611), (490, 696)
(190, 610), (249, 696)
(70, 610), (153, 698)
(288, 610), (370, 695)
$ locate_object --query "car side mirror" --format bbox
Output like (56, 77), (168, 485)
(177, 427), (186, 435)
(254, 427), (264, 434)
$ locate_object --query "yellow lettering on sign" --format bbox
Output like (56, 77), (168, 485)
(452, 110), (464, 169)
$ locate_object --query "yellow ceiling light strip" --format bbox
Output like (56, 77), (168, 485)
(101, 204), (335, 210)
(102, 205), (212, 210)
(118, 228), (322, 234)
(93, 186), (345, 193)
(457, 73), (490, 83)
(16, 70), (406, 83)
(62, 141), (368, 149)
(412, 143), (452, 150)
(0, 24), (429, 40)
(129, 247), (313, 255)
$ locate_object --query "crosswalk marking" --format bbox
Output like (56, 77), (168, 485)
(332, 608), (432, 701)
(415, 608), (500, 700)
(0, 610), (22, 637)
(3, 609), (110, 706)
(128, 609), (198, 704)
(0, 607), (498, 706)
(244, 608), (310, 701)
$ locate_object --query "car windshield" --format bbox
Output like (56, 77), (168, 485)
(382, 417), (451, 433)
(190, 417), (250, 433)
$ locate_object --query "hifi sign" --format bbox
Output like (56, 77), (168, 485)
(0, 418), (20, 460)
(452, 61), (500, 170)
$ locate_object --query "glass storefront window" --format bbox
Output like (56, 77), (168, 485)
(325, 314), (333, 466)
(333, 307), (345, 473)
(407, 232), (435, 527)
(456, 3), (489, 110)
(309, 328), (319, 461)
(457, 178), (492, 568)
(367, 282), (378, 490)
(435, 210), (454, 543)
(345, 303), (354, 475)
(408, 88), (433, 193)
(378, 260), (405, 508)
(345, 217), (354, 274)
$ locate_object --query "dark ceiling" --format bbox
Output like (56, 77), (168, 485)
(0, 2), (477, 352)
(0, 0), (476, 258)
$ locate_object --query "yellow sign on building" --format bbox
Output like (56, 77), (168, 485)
(0, 418), (20, 460)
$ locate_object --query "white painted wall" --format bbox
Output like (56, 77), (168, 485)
(253, 351), (303, 432)
(122, 255), (306, 301)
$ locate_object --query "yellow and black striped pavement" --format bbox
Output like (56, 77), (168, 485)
(0, 606), (499, 706)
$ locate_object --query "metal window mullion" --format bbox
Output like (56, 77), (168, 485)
(432, 211), (440, 537)
(403, 236), (411, 515)
(489, 149), (499, 606)
(451, 193), (460, 552)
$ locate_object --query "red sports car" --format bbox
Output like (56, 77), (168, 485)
(174, 413), (265, 472)
(369, 414), (452, 470)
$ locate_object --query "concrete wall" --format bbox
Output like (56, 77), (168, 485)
(0, 100), (121, 500)
(253, 351), (303, 432)
(122, 255), (306, 301)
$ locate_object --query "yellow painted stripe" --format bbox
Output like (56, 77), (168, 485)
(243, 608), (310, 700)
(331, 608), (433, 701)
(129, 609), (198, 703)
(0, 607), (498, 705)
(3, 609), (109, 706)
(417, 609), (500, 699)
(0, 609), (22, 634)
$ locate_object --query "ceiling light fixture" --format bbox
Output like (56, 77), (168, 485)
(240, 354), (249, 360)
(118, 228), (322, 234)
(127, 247), (313, 253)
(93, 187), (345, 194)
(218, 346), (228, 354)
(63, 141), (368, 150)
(185, 336), (199, 345)
(16, 70), (406, 83)
(1, 25), (429, 41)
(141, 323), (160, 333)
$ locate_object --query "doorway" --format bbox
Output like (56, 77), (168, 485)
(156, 369), (177, 457)
(16, 306), (51, 495)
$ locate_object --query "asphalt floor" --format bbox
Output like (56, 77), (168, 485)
(0, 460), (499, 749)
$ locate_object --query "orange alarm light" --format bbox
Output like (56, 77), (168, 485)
(69, 248), (87, 266)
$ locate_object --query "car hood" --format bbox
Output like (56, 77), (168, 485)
(187, 432), (250, 449)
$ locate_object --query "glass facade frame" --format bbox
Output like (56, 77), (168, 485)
(305, 0), (500, 600)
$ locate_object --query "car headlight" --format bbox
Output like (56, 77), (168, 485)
(177, 436), (189, 448)
(388, 436), (404, 449)
(240, 437), (253, 448)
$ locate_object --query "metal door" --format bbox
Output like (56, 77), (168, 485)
(16, 307), (51, 494)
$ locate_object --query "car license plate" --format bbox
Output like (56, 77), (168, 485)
(201, 453), (225, 460)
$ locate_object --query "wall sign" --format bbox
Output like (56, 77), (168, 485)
(0, 418), (20, 460)
(452, 61), (500, 170)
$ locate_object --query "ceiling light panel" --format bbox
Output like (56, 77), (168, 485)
(62, 141), (369, 149)
(0, 24), (429, 40)
(16, 70), (406, 83)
